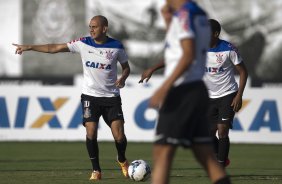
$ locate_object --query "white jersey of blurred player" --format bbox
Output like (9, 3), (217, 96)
(67, 36), (128, 97)
(164, 4), (210, 86)
(204, 39), (243, 98)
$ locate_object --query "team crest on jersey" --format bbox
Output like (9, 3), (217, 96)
(106, 50), (114, 60)
(216, 53), (224, 63)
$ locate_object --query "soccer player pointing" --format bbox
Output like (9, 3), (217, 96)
(13, 15), (130, 181)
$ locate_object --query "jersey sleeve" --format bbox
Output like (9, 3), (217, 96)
(67, 38), (83, 53)
(177, 10), (195, 40)
(229, 44), (243, 65)
(117, 48), (128, 64)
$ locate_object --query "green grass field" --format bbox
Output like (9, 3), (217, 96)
(0, 142), (282, 184)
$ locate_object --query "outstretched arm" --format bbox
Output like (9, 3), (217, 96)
(115, 62), (130, 88)
(139, 60), (165, 83)
(231, 62), (248, 112)
(12, 43), (70, 55)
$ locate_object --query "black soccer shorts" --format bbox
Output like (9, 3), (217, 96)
(154, 81), (212, 148)
(81, 94), (124, 126)
(207, 92), (237, 128)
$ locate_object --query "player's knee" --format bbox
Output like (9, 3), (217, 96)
(217, 125), (230, 138)
(85, 122), (98, 139)
(86, 131), (97, 140)
(217, 133), (229, 139)
(112, 129), (125, 142)
(154, 145), (175, 160)
(192, 145), (213, 168)
(114, 134), (126, 143)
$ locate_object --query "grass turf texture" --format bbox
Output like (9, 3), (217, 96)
(0, 142), (282, 184)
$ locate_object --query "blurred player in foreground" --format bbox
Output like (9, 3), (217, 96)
(139, 0), (231, 183)
(13, 15), (130, 181)
(205, 19), (248, 167)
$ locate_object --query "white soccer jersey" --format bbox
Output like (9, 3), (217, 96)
(204, 39), (243, 98)
(67, 36), (128, 97)
(164, 1), (210, 86)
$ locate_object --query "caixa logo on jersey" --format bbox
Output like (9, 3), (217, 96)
(134, 98), (282, 132)
(86, 61), (111, 70)
(205, 67), (224, 73)
(0, 97), (82, 129)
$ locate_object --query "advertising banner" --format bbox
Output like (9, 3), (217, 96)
(0, 76), (161, 141)
(0, 76), (282, 143)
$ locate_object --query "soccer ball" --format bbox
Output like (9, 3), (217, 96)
(128, 159), (151, 182)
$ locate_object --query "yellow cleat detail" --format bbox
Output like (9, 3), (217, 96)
(89, 170), (102, 181)
(117, 159), (129, 178)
